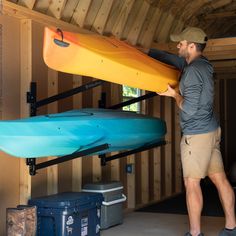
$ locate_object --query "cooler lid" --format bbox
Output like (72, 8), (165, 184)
(82, 181), (123, 193)
(28, 192), (103, 208)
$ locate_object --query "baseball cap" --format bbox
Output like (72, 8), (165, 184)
(170, 27), (208, 44)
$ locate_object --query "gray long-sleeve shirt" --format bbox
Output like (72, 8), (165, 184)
(148, 49), (219, 135)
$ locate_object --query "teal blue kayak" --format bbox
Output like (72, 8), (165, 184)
(0, 108), (166, 158)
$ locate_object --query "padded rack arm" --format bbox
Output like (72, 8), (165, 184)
(108, 92), (157, 109)
(99, 141), (166, 166)
(27, 144), (109, 176)
(27, 80), (104, 116)
(26, 80), (162, 175)
(26, 80), (105, 175)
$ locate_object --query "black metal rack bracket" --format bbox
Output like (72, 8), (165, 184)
(99, 141), (166, 166)
(26, 80), (104, 175)
(27, 80), (104, 116)
(27, 144), (109, 176)
(109, 92), (157, 110)
(26, 79), (164, 175)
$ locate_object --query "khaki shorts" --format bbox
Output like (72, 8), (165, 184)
(180, 127), (224, 179)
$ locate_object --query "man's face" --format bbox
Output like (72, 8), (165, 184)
(176, 40), (190, 58)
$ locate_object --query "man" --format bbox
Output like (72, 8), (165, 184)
(148, 27), (236, 236)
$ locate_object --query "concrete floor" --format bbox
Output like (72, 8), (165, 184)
(101, 212), (225, 236)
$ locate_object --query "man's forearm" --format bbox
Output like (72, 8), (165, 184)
(174, 93), (184, 109)
(158, 84), (184, 110)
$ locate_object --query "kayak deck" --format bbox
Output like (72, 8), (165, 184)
(43, 27), (180, 93)
(0, 109), (166, 158)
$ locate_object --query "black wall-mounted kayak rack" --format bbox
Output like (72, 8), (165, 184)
(26, 81), (164, 176)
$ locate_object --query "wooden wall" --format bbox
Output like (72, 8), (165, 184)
(0, 15), (21, 236)
(0, 12), (183, 211)
(0, 1), (235, 235)
(2, 13), (236, 236)
(0, 15), (184, 235)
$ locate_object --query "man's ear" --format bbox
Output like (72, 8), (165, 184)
(188, 42), (196, 51)
(189, 42), (195, 48)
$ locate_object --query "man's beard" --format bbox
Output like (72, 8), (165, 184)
(178, 50), (189, 59)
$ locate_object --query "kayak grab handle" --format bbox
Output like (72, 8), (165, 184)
(54, 28), (70, 47)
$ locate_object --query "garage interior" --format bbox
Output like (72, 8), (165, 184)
(1, 0), (236, 235)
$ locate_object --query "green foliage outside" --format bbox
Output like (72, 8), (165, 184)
(122, 85), (140, 112)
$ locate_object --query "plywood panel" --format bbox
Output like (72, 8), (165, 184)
(110, 83), (122, 181)
(174, 103), (182, 193)
(20, 19), (32, 203)
(58, 72), (73, 192)
(151, 96), (162, 201)
(72, 75), (83, 191)
(0, 15), (21, 236)
(135, 152), (142, 205)
(81, 76), (93, 186)
(47, 69), (58, 195)
(120, 155), (128, 208)
(127, 154), (135, 208)
(141, 150), (149, 204)
(31, 21), (48, 198)
(163, 97), (172, 197)
(92, 78), (102, 182)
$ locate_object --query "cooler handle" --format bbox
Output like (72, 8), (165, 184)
(102, 194), (126, 206)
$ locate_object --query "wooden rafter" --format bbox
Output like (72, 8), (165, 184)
(71, 0), (92, 27)
(211, 0), (232, 9)
(93, 0), (114, 34)
(152, 37), (236, 61)
(61, 0), (79, 22)
(18, 0), (36, 9)
(47, 0), (67, 19)
(213, 60), (236, 67)
(127, 0), (150, 45)
(111, 0), (135, 39)
(33, 0), (50, 13)
(2, 0), (91, 33)
(204, 10), (236, 20)
(212, 60), (236, 72)
(138, 7), (162, 48)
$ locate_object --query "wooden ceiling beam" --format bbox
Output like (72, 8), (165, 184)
(93, 0), (114, 34)
(47, 0), (67, 20)
(61, 0), (79, 22)
(127, 1), (150, 45)
(71, 0), (92, 27)
(211, 0), (232, 9)
(2, 0), (92, 33)
(152, 37), (236, 61)
(33, 0), (50, 14)
(212, 60), (236, 69)
(18, 0), (36, 9)
(204, 10), (236, 20)
(138, 7), (162, 48)
(111, 0), (135, 39)
(215, 72), (236, 79)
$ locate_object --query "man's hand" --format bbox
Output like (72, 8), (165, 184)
(158, 84), (176, 98)
(158, 84), (184, 110)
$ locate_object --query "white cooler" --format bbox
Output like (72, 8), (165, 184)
(82, 181), (126, 229)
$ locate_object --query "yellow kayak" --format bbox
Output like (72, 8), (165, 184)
(43, 27), (180, 93)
